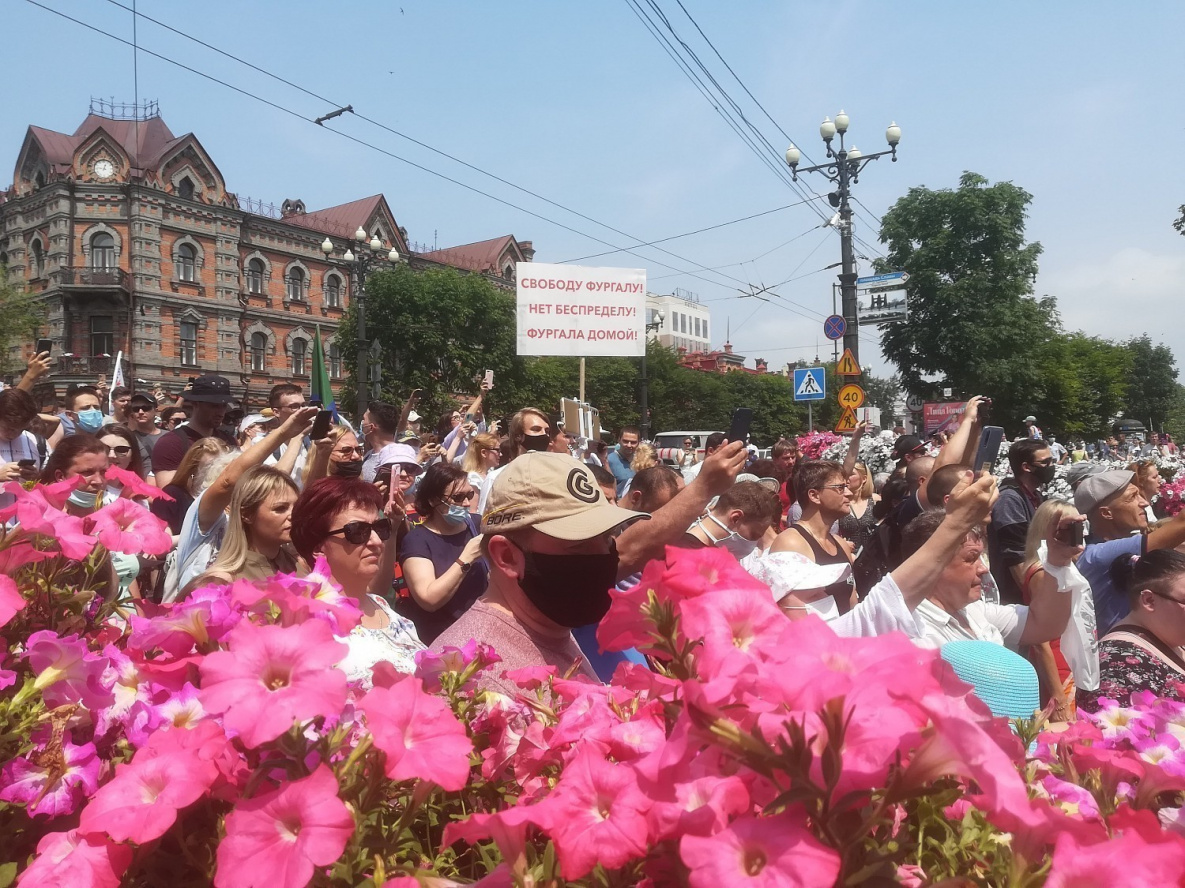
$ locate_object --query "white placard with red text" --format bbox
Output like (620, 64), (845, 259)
(516, 263), (647, 357)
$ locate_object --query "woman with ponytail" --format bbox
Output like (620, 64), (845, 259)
(1078, 549), (1185, 712)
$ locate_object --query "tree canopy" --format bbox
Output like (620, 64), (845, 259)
(0, 265), (43, 378)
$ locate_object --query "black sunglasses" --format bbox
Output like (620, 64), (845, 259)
(130, 405), (154, 413)
(107, 445), (133, 456)
(327, 517), (392, 545)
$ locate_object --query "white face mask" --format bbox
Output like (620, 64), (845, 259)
(696, 513), (758, 560)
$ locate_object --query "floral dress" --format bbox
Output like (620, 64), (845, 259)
(1076, 627), (1185, 713)
(337, 594), (424, 688)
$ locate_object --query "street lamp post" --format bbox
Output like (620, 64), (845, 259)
(785, 113), (901, 366)
(640, 311), (665, 440)
(321, 229), (400, 420)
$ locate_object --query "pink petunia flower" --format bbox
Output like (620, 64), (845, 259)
(16, 829), (132, 888)
(215, 765), (354, 888)
(1045, 829), (1185, 887)
(78, 727), (220, 843)
(414, 638), (502, 693)
(104, 464), (173, 501)
(0, 574), (26, 628)
(129, 585), (241, 658)
(0, 739), (100, 817)
(199, 619), (348, 748)
(531, 751), (652, 879)
(90, 497), (173, 556)
(678, 585), (787, 675)
(647, 774), (751, 841)
(680, 812), (840, 887)
(359, 676), (473, 790)
(25, 631), (114, 711)
(156, 682), (206, 730)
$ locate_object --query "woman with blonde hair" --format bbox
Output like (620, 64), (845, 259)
(184, 465), (306, 593)
(304, 425), (366, 486)
(1019, 498), (1089, 720)
(838, 461), (880, 595)
(461, 431), (501, 503)
(630, 442), (659, 473)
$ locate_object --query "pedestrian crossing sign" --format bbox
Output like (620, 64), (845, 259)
(793, 367), (826, 402)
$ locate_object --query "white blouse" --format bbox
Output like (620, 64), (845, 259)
(337, 594), (424, 687)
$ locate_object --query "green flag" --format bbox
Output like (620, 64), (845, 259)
(311, 327), (337, 419)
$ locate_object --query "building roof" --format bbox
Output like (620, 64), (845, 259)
(418, 235), (518, 273)
(284, 194), (387, 239)
(28, 114), (181, 171)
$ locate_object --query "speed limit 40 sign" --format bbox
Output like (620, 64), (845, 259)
(837, 383), (865, 410)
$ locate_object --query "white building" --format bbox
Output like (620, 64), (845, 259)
(646, 288), (711, 353)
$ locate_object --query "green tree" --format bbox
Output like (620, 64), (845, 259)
(1122, 335), (1179, 432)
(877, 172), (1057, 431)
(339, 264), (524, 420)
(0, 265), (43, 377)
(1034, 332), (1131, 439)
(863, 374), (902, 420)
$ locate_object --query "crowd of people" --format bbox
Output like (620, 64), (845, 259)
(4, 343), (1182, 720)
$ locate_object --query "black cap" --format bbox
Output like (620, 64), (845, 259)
(891, 434), (925, 459)
(128, 393), (156, 408)
(184, 375), (235, 405)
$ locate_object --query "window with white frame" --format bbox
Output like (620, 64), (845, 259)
(90, 233), (116, 270)
(177, 243), (197, 282)
(246, 258), (265, 294)
(291, 338), (308, 376)
(287, 267), (306, 301)
(180, 321), (198, 366)
(325, 275), (342, 308)
(329, 344), (341, 378)
(250, 332), (267, 372)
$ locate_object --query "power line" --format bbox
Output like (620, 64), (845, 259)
(44, 0), (877, 352)
(94, 0), (843, 304)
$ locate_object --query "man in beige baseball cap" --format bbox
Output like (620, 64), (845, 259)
(429, 452), (648, 695)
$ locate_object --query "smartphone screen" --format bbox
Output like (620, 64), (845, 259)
(309, 409), (333, 440)
(36, 339), (52, 356)
(973, 425), (1005, 475)
(727, 407), (754, 445)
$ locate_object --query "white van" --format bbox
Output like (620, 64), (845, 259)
(653, 430), (718, 466)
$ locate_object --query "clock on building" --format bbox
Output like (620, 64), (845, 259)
(93, 159), (115, 180)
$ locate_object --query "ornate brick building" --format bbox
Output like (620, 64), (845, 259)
(0, 102), (534, 406)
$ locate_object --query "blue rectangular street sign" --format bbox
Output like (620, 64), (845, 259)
(793, 367), (826, 402)
(856, 271), (910, 286)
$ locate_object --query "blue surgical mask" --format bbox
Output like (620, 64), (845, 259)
(76, 408), (104, 433)
(443, 503), (470, 528)
(68, 488), (101, 510)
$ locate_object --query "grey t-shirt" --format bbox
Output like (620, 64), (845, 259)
(428, 598), (598, 696)
(135, 429), (163, 476)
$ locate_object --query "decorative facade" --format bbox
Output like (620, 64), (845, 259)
(0, 101), (531, 406)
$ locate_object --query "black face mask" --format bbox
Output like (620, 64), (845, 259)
(515, 544), (620, 628)
(522, 433), (550, 453)
(334, 460), (364, 478)
(1031, 463), (1057, 485)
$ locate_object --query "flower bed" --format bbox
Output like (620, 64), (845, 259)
(3, 479), (1185, 885)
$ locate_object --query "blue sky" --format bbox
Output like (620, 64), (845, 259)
(4, 0), (1184, 381)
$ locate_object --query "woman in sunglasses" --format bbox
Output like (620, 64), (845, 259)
(396, 463), (488, 644)
(303, 426), (366, 485)
(291, 477), (422, 683)
(99, 424), (147, 494)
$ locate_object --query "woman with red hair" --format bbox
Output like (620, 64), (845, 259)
(291, 476), (422, 683)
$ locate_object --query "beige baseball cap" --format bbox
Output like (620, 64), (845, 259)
(482, 452), (649, 540)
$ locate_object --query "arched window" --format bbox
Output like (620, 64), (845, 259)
(250, 332), (267, 372)
(291, 338), (308, 376)
(246, 258), (265, 294)
(503, 263), (515, 280)
(90, 233), (115, 270)
(177, 243), (197, 282)
(325, 276), (341, 308)
(329, 344), (341, 379)
(28, 241), (44, 278)
(286, 267), (306, 301)
(178, 177), (195, 200)
(34, 171), (45, 189)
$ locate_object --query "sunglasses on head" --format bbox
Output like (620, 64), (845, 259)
(327, 517), (392, 545)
